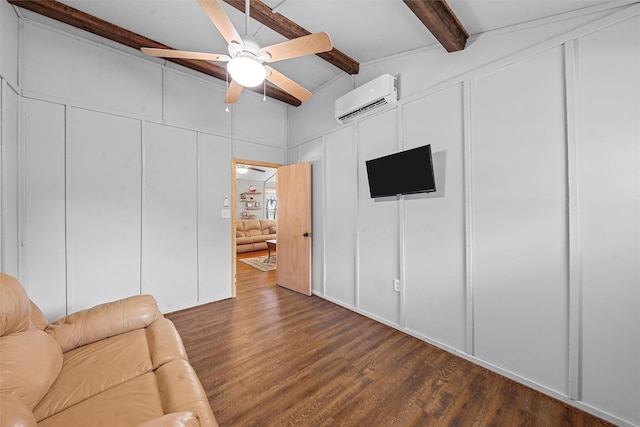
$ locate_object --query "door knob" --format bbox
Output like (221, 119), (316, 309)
(303, 232), (312, 237)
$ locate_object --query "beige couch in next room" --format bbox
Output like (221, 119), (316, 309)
(235, 219), (276, 253)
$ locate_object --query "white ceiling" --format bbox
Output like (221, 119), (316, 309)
(20, 0), (623, 99)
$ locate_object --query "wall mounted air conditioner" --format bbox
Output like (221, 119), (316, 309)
(334, 74), (398, 124)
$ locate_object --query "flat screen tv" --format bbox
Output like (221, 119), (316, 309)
(365, 144), (436, 198)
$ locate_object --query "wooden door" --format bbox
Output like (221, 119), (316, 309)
(276, 163), (312, 295)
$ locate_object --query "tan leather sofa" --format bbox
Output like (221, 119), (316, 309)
(235, 219), (276, 253)
(0, 273), (218, 427)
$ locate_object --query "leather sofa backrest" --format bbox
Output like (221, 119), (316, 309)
(242, 220), (262, 237)
(29, 301), (49, 331)
(46, 294), (161, 353)
(260, 220), (276, 235)
(235, 219), (277, 240)
(0, 273), (63, 410)
(0, 273), (32, 337)
(235, 221), (245, 238)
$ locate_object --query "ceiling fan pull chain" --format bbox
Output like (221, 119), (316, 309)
(225, 67), (230, 113)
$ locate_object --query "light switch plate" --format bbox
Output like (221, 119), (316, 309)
(221, 209), (231, 218)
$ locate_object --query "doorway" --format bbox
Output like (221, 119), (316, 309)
(231, 158), (280, 297)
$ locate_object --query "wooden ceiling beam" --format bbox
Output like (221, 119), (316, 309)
(8, 0), (302, 106)
(222, 0), (359, 75)
(402, 0), (468, 52)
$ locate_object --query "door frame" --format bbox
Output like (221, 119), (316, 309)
(231, 158), (281, 297)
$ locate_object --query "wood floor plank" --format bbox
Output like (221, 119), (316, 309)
(166, 250), (615, 427)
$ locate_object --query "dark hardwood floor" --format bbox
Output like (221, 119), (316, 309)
(166, 250), (614, 427)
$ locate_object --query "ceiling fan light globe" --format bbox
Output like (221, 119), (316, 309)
(236, 165), (249, 174)
(228, 57), (267, 88)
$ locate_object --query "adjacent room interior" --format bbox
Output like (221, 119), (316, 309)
(1, 0), (638, 426)
(233, 161), (278, 275)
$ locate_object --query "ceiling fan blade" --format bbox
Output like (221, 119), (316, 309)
(141, 47), (230, 62)
(258, 32), (333, 63)
(265, 66), (312, 103)
(197, 0), (243, 46)
(224, 79), (243, 104)
(248, 166), (266, 173)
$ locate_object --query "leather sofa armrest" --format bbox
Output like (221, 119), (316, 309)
(0, 393), (38, 427)
(46, 295), (162, 353)
(137, 412), (201, 427)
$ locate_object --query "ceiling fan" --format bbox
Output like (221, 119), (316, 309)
(141, 0), (333, 104)
(236, 164), (265, 174)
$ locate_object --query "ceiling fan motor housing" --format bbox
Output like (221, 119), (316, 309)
(228, 37), (266, 60)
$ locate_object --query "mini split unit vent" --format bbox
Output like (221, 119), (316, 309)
(335, 74), (398, 124)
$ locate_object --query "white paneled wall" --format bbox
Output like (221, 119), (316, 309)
(402, 84), (466, 351)
(23, 24), (163, 119)
(67, 109), (143, 313)
(143, 123), (198, 311)
(0, 0), (16, 277)
(323, 127), (357, 306)
(198, 133), (233, 302)
(233, 94), (287, 145)
(0, 0), (19, 87)
(575, 16), (640, 422)
(232, 139), (286, 165)
(290, 6), (640, 427)
(22, 99), (66, 320)
(357, 109), (401, 324)
(470, 46), (569, 394)
(1, 82), (19, 278)
(10, 19), (286, 317)
(163, 71), (230, 134)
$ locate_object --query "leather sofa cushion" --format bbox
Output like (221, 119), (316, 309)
(252, 235), (270, 244)
(138, 411), (201, 427)
(34, 329), (153, 421)
(0, 330), (63, 410)
(236, 236), (253, 245)
(34, 319), (188, 421)
(37, 372), (165, 427)
(37, 360), (217, 427)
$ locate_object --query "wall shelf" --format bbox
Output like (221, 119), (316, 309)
(240, 192), (261, 199)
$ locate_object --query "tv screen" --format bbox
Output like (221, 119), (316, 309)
(365, 144), (436, 198)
